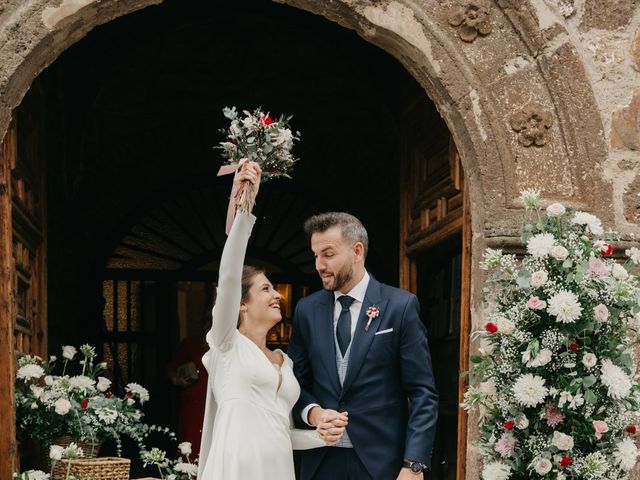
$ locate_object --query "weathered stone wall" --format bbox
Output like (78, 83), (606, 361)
(0, 0), (639, 478)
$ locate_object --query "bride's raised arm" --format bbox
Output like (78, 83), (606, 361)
(206, 162), (260, 350)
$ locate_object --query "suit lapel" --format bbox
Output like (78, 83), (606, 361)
(340, 276), (387, 396)
(314, 291), (342, 395)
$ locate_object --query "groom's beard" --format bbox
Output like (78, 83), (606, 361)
(323, 262), (354, 292)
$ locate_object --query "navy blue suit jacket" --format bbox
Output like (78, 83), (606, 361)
(289, 275), (438, 480)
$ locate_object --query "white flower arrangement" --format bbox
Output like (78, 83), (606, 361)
(15, 344), (175, 456)
(463, 192), (640, 478)
(142, 442), (198, 480)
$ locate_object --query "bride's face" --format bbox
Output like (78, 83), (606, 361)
(241, 273), (282, 327)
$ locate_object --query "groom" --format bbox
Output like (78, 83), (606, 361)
(288, 212), (438, 480)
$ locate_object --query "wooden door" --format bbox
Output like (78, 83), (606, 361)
(399, 77), (470, 479)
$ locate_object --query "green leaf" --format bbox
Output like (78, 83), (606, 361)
(582, 375), (597, 388)
(562, 259), (573, 269)
(470, 355), (484, 364)
(585, 389), (598, 404)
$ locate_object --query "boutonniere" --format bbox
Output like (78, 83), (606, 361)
(365, 306), (380, 332)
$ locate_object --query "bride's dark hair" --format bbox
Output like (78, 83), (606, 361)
(238, 265), (266, 326)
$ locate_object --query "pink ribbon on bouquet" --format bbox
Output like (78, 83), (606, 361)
(217, 158), (248, 235)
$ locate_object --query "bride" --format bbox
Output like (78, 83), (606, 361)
(197, 161), (346, 479)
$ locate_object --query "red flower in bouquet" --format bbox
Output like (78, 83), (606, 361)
(259, 114), (273, 126)
(627, 425), (637, 435)
(560, 456), (572, 468)
(504, 421), (515, 430)
(600, 243), (614, 256)
(569, 342), (579, 351)
(485, 322), (498, 334)
(81, 399), (88, 409)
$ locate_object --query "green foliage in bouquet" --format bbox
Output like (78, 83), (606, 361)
(463, 190), (640, 479)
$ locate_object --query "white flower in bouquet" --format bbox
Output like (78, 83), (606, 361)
(558, 391), (584, 410)
(17, 364), (45, 382)
(49, 355), (56, 362)
(552, 431), (574, 451)
(482, 461), (511, 480)
(517, 415), (529, 429)
(63, 442), (83, 459)
(588, 256), (610, 277)
(527, 296), (547, 310)
(95, 407), (118, 425)
(44, 375), (54, 386)
(593, 304), (609, 323)
(49, 444), (64, 461)
(600, 359), (632, 399)
(79, 344), (96, 359)
(532, 457), (553, 475)
(96, 376), (111, 392)
(167, 476), (177, 480)
(178, 441), (192, 456)
(550, 245), (569, 261)
(520, 188), (540, 210)
(30, 385), (44, 399)
(547, 290), (582, 323)
(625, 247), (640, 265)
(525, 348), (553, 368)
(495, 432), (517, 457)
(61, 345), (77, 360)
(496, 316), (515, 335)
(612, 263), (629, 280)
(480, 248), (503, 270)
(527, 233), (556, 258)
(18, 471), (49, 480)
(583, 451), (610, 477)
(141, 447), (168, 467)
(582, 353), (597, 369)
(513, 373), (548, 407)
(531, 270), (549, 287)
(546, 203), (566, 217)
(126, 382), (150, 404)
(54, 398), (71, 415)
(174, 462), (199, 476)
(68, 375), (95, 393)
(613, 437), (639, 471)
(571, 211), (604, 235)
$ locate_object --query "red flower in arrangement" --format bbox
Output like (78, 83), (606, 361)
(104, 392), (112, 398)
(504, 421), (515, 430)
(81, 399), (89, 409)
(485, 322), (498, 334)
(627, 425), (637, 434)
(600, 243), (614, 256)
(560, 456), (572, 468)
(259, 114), (273, 126)
(125, 391), (133, 398)
(569, 342), (579, 351)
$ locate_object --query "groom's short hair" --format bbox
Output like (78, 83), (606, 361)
(304, 212), (368, 258)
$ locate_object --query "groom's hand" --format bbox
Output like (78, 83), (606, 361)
(307, 407), (348, 428)
(396, 469), (424, 480)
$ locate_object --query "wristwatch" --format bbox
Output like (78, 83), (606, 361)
(403, 459), (429, 474)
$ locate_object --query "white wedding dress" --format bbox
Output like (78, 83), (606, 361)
(197, 212), (324, 480)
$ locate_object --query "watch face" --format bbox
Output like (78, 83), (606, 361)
(411, 463), (423, 473)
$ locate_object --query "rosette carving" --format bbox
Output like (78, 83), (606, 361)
(448, 0), (493, 43)
(510, 105), (554, 147)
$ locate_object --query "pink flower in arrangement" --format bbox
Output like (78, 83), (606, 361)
(545, 404), (565, 427)
(495, 432), (517, 458)
(588, 256), (610, 277)
(527, 296), (547, 310)
(592, 420), (609, 440)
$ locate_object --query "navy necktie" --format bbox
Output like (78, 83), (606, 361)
(337, 295), (355, 357)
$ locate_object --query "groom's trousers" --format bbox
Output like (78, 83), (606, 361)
(310, 448), (374, 480)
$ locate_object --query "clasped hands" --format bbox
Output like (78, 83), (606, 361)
(308, 407), (349, 446)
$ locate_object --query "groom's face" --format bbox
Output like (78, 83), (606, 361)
(311, 227), (355, 292)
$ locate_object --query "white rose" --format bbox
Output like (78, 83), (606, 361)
(178, 441), (192, 456)
(30, 402), (38, 409)
(44, 375), (54, 386)
(517, 415), (529, 429)
(496, 317), (515, 335)
(126, 398), (135, 406)
(536, 349), (553, 367)
(54, 398), (71, 415)
(552, 431), (574, 451)
(612, 263), (629, 280)
(546, 203), (566, 217)
(62, 345), (77, 361)
(49, 444), (64, 461)
(551, 245), (569, 260)
(531, 270), (549, 288)
(96, 377), (112, 392)
(30, 385), (44, 399)
(582, 353), (597, 369)
(49, 355), (57, 362)
(593, 304), (609, 323)
(534, 458), (553, 474)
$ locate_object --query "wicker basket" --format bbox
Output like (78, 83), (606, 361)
(47, 436), (103, 479)
(59, 457), (130, 480)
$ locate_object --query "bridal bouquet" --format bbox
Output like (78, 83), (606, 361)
(463, 190), (640, 479)
(15, 344), (174, 455)
(217, 106), (300, 213)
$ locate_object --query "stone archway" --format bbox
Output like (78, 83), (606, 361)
(0, 0), (616, 478)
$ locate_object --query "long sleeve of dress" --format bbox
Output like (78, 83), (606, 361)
(206, 211), (256, 351)
(289, 414), (325, 450)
